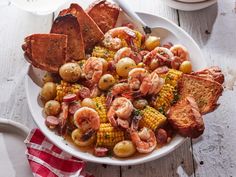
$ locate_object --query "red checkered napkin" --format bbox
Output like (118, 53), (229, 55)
(24, 129), (94, 177)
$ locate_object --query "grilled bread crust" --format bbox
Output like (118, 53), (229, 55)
(86, 0), (120, 33)
(22, 33), (67, 73)
(192, 66), (224, 84)
(168, 96), (204, 138)
(179, 74), (223, 114)
(59, 3), (104, 52)
(51, 14), (85, 61)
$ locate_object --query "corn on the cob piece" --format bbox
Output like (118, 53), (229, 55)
(93, 96), (108, 123)
(96, 123), (124, 147)
(164, 69), (182, 88)
(92, 46), (115, 62)
(55, 80), (81, 102)
(140, 106), (167, 131)
(154, 84), (175, 114)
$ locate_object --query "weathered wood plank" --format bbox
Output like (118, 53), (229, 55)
(0, 2), (52, 128)
(178, 0), (236, 176)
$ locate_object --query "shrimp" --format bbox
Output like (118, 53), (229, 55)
(130, 127), (157, 153)
(83, 57), (103, 84)
(148, 72), (164, 95)
(111, 83), (130, 96)
(114, 47), (142, 64)
(107, 97), (133, 127)
(74, 107), (100, 133)
(106, 83), (131, 108)
(143, 47), (174, 70)
(170, 44), (189, 61)
(128, 68), (152, 96)
(103, 27), (137, 50)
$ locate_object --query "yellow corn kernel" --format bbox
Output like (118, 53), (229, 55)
(96, 123), (124, 147)
(140, 106), (167, 131)
(92, 46), (115, 62)
(55, 80), (81, 102)
(93, 96), (108, 123)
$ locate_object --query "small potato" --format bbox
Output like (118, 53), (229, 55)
(179, 61), (192, 74)
(116, 57), (136, 77)
(40, 82), (57, 102)
(59, 62), (81, 82)
(98, 58), (108, 73)
(133, 99), (148, 110)
(44, 100), (61, 116)
(98, 74), (116, 90)
(81, 98), (96, 109)
(113, 140), (136, 158)
(145, 36), (160, 51)
(71, 128), (96, 147)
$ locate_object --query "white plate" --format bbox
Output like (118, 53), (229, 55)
(176, 0), (208, 3)
(10, 0), (67, 15)
(0, 118), (32, 177)
(164, 0), (217, 11)
(25, 11), (206, 166)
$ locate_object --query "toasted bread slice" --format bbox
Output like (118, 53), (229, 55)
(51, 14), (85, 61)
(86, 0), (120, 33)
(192, 66), (224, 84)
(60, 3), (104, 52)
(179, 74), (223, 114)
(22, 34), (67, 73)
(168, 96), (204, 138)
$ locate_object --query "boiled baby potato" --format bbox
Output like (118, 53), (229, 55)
(113, 140), (136, 158)
(40, 82), (57, 102)
(71, 128), (96, 147)
(116, 57), (136, 77)
(44, 100), (61, 116)
(59, 62), (81, 82)
(179, 61), (192, 74)
(81, 98), (96, 109)
(133, 99), (148, 110)
(145, 36), (160, 51)
(98, 74), (116, 90)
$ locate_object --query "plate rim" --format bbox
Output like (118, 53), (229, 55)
(24, 11), (204, 166)
(164, 0), (217, 11)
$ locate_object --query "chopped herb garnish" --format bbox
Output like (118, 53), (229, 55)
(133, 109), (141, 116)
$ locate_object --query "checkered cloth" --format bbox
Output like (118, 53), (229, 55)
(24, 129), (94, 177)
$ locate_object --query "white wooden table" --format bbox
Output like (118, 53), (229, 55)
(1, 0), (236, 176)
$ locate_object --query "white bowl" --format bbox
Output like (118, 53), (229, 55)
(164, 0), (217, 11)
(10, 0), (67, 15)
(176, 0), (208, 3)
(25, 12), (206, 166)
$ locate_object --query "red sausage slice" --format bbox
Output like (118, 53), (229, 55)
(94, 147), (109, 157)
(63, 94), (77, 103)
(79, 87), (91, 99)
(69, 102), (81, 115)
(45, 116), (60, 128)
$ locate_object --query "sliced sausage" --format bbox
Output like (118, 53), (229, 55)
(63, 94), (77, 103)
(94, 147), (109, 157)
(79, 87), (91, 99)
(69, 102), (81, 115)
(45, 116), (60, 128)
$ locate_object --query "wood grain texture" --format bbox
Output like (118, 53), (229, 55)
(178, 0), (236, 176)
(1, 0), (235, 177)
(0, 2), (52, 128)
